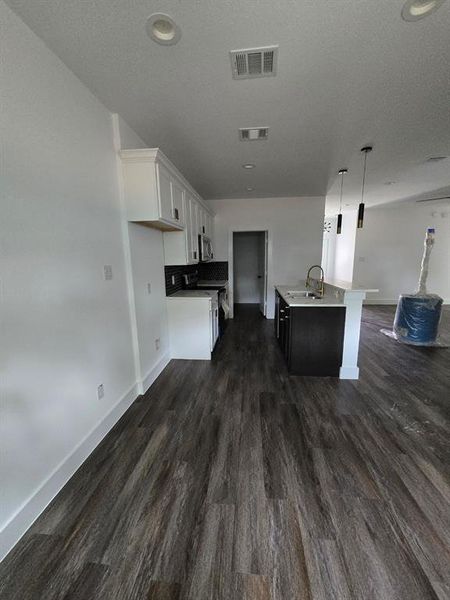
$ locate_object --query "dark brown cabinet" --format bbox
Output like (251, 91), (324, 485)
(275, 290), (345, 377)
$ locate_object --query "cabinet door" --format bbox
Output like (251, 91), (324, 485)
(186, 194), (197, 263)
(204, 213), (211, 237)
(157, 165), (173, 222)
(189, 198), (199, 262)
(198, 208), (206, 235)
(275, 291), (280, 337)
(171, 179), (185, 226)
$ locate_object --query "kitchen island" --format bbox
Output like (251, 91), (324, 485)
(275, 279), (378, 379)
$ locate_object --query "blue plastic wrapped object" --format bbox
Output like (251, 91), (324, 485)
(393, 294), (443, 345)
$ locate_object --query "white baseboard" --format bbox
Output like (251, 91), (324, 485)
(0, 353), (170, 563)
(363, 298), (397, 305)
(140, 352), (171, 394)
(364, 298), (450, 306)
(339, 365), (360, 380)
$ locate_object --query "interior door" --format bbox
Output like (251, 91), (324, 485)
(258, 231), (268, 316)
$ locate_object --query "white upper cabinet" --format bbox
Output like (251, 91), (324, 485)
(170, 177), (185, 227)
(121, 148), (213, 266)
(157, 164), (176, 225)
(120, 148), (192, 231)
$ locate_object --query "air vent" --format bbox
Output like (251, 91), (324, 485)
(230, 46), (278, 80)
(239, 127), (269, 142)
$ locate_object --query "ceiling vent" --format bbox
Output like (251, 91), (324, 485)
(230, 46), (278, 80)
(239, 127), (269, 141)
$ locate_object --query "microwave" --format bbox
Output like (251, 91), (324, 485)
(198, 234), (213, 262)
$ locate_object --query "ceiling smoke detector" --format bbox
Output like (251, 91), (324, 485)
(239, 127), (269, 141)
(230, 46), (278, 80)
(401, 0), (447, 21)
(146, 13), (181, 45)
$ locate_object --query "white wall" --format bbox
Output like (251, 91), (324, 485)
(323, 210), (358, 283)
(233, 232), (261, 304)
(0, 4), (168, 561)
(209, 196), (326, 318)
(353, 201), (450, 303)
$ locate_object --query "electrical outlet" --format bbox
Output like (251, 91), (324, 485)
(97, 384), (104, 400)
(103, 265), (113, 280)
(171, 275), (176, 285)
(147, 283), (152, 294)
(155, 338), (160, 351)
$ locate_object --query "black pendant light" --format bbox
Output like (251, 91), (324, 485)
(359, 146), (373, 228)
(337, 168), (347, 234)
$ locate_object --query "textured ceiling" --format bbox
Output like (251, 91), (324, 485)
(5, 0), (450, 209)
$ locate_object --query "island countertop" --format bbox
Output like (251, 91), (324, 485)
(275, 284), (344, 307)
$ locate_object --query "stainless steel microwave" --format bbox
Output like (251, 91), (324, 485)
(198, 234), (213, 262)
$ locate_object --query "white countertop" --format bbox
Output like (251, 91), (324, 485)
(168, 290), (218, 300)
(197, 280), (228, 287)
(324, 278), (379, 293)
(275, 284), (344, 307)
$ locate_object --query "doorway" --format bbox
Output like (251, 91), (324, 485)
(231, 231), (268, 318)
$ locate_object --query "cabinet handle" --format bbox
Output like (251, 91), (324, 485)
(202, 226), (205, 233)
(173, 208), (179, 220)
(193, 251), (197, 260)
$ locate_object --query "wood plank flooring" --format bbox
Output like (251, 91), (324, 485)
(1, 304), (449, 599)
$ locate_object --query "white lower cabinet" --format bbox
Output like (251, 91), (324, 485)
(167, 292), (219, 359)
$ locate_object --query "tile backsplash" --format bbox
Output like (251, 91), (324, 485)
(199, 261), (228, 281)
(165, 261), (229, 295)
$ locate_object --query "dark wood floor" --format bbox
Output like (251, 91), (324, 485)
(1, 305), (450, 600)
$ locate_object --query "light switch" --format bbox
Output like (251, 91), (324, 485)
(104, 265), (113, 280)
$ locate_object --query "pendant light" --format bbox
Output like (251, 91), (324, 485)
(358, 146), (373, 228)
(337, 168), (348, 234)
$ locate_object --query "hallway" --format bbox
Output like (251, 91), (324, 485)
(1, 306), (449, 599)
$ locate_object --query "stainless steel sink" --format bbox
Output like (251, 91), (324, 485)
(285, 290), (317, 299)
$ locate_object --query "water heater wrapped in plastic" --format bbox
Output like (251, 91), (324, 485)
(381, 227), (445, 347)
(393, 293), (443, 345)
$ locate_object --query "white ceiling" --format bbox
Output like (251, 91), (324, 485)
(6, 0), (450, 208)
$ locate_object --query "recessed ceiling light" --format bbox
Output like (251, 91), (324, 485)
(401, 0), (446, 21)
(242, 163), (256, 169)
(247, 187), (254, 191)
(146, 13), (181, 45)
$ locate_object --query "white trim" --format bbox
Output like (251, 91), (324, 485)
(339, 365), (360, 380)
(364, 297), (450, 306)
(0, 382), (138, 562)
(228, 228), (271, 319)
(112, 114), (142, 392)
(140, 352), (171, 393)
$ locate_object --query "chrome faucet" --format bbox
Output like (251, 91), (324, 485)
(306, 265), (324, 298)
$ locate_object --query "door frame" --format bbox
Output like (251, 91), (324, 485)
(228, 229), (270, 319)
